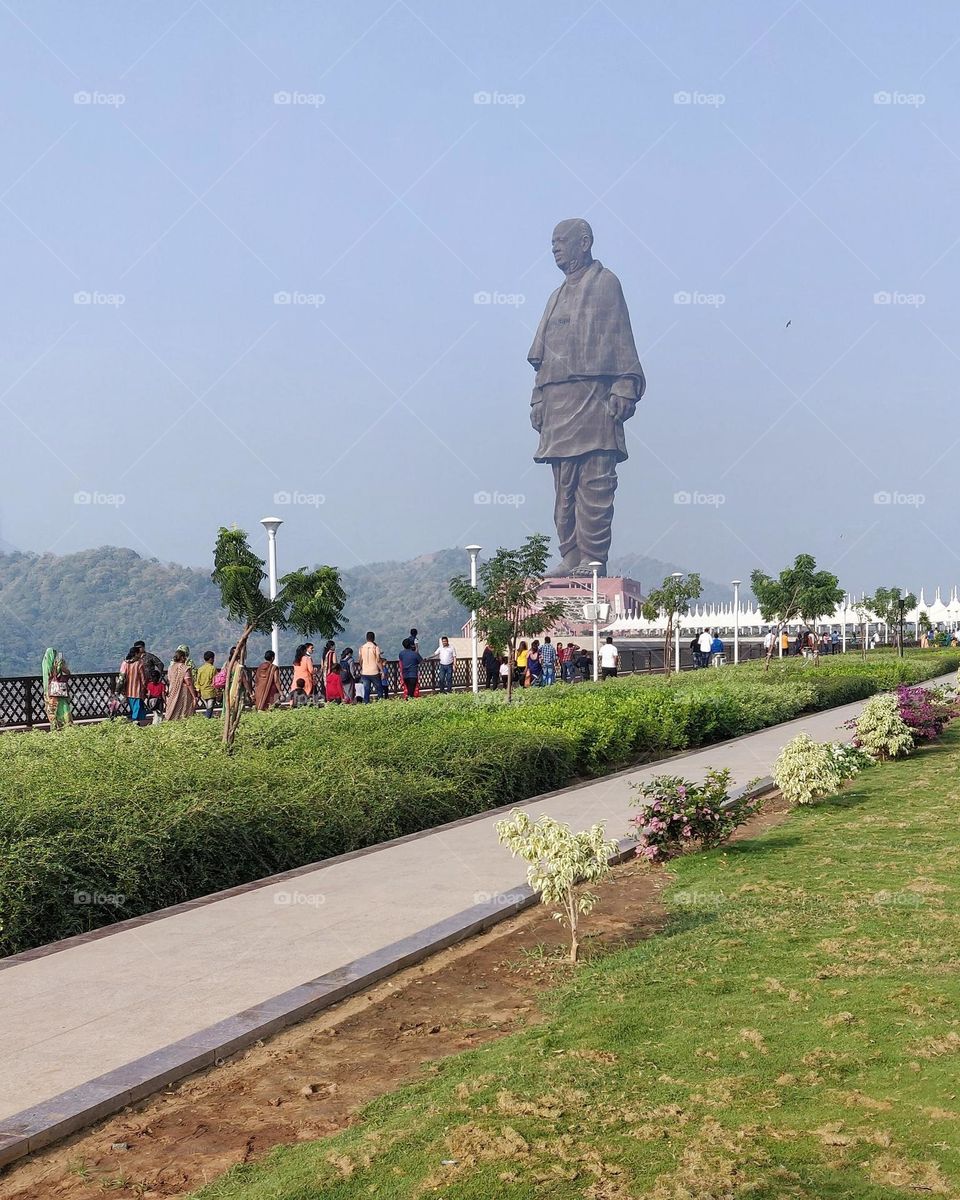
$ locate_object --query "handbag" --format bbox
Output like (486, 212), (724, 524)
(213, 667), (227, 689)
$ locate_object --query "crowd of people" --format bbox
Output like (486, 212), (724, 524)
(37, 628), (618, 729)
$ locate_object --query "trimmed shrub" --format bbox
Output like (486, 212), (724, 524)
(773, 734), (872, 806)
(854, 694), (915, 761)
(1, 650), (956, 956)
(628, 768), (760, 862)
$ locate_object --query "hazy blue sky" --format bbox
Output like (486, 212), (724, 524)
(2, 1), (959, 592)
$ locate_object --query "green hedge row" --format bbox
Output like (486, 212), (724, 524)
(1, 650), (956, 955)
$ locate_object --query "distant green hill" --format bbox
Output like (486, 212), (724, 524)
(0, 547), (244, 676)
(0, 545), (733, 675)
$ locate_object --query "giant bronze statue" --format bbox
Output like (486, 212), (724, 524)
(528, 219), (644, 576)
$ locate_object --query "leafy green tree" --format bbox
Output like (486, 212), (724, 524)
(751, 554), (843, 667)
(866, 587), (918, 657)
(212, 527), (345, 747)
(448, 534), (567, 700)
(641, 573), (702, 673)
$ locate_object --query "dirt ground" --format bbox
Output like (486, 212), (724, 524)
(0, 796), (787, 1200)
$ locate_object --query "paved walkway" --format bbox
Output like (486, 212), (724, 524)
(0, 682), (938, 1162)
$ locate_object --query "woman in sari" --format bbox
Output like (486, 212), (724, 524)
(121, 645), (147, 722)
(165, 648), (197, 720)
(42, 647), (73, 730)
(253, 650), (281, 710)
(320, 640), (337, 699)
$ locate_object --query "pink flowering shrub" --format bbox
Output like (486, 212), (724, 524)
(628, 768), (761, 864)
(895, 684), (955, 744)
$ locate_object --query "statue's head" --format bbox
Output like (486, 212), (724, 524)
(552, 218), (594, 275)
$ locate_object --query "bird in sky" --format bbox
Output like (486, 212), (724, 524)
(785, 319), (792, 328)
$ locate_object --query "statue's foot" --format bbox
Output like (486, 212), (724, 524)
(547, 550), (583, 577)
(570, 559), (607, 577)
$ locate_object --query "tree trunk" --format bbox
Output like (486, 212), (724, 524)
(506, 638), (514, 702)
(567, 891), (579, 963)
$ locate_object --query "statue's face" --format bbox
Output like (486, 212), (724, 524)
(551, 223), (591, 274)
(552, 225), (580, 272)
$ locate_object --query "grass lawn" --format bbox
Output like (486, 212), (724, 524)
(193, 722), (960, 1199)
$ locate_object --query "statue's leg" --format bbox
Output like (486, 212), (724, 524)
(552, 459), (579, 563)
(575, 451), (618, 569)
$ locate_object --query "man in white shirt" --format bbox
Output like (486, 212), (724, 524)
(599, 636), (619, 680)
(436, 636), (456, 693)
(697, 628), (713, 668)
(763, 629), (776, 657)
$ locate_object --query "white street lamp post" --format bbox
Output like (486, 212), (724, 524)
(466, 544), (481, 694)
(841, 596), (848, 654)
(731, 579), (741, 665)
(589, 561), (602, 682)
(260, 517), (283, 660)
(671, 572), (683, 673)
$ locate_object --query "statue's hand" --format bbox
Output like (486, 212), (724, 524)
(606, 393), (635, 422)
(530, 400), (545, 433)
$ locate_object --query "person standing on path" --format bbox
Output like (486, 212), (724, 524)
(324, 657), (345, 703)
(292, 644), (315, 697)
(121, 645), (147, 723)
(321, 641), (337, 698)
(526, 640), (543, 687)
(514, 640), (529, 686)
(358, 632), (384, 703)
(563, 642), (578, 682)
(41, 647), (73, 730)
(436, 636), (456, 693)
(254, 650), (282, 710)
(481, 642), (499, 689)
(599, 636), (619, 680)
(165, 649), (197, 720)
(145, 670), (166, 722)
(134, 640), (164, 680)
(697, 629), (713, 669)
(194, 651), (217, 717)
(339, 648), (357, 703)
(540, 635), (557, 685)
(398, 637), (423, 699)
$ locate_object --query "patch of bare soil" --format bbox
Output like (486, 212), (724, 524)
(0, 796), (789, 1200)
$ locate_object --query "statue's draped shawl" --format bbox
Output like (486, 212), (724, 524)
(527, 261), (645, 394)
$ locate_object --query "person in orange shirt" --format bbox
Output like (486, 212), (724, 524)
(292, 643), (315, 696)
